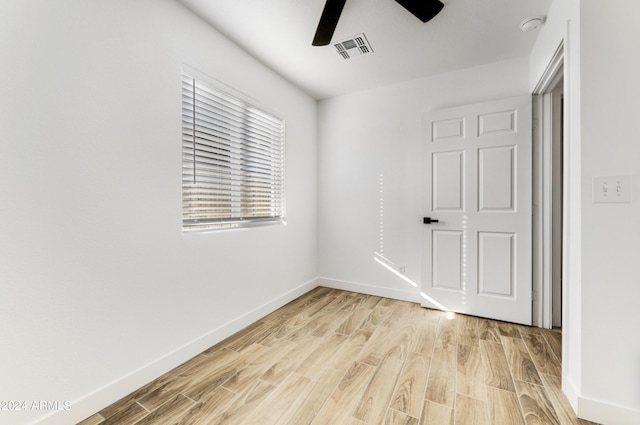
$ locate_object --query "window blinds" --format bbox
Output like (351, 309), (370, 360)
(182, 72), (285, 231)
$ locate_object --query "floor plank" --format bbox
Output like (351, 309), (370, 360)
(486, 386), (525, 425)
(457, 343), (487, 401)
(455, 393), (489, 425)
(357, 325), (398, 366)
(502, 336), (543, 385)
(181, 344), (269, 402)
(353, 355), (404, 423)
(325, 329), (373, 372)
(132, 394), (195, 425)
(458, 314), (480, 347)
(97, 396), (146, 424)
(77, 414), (104, 425)
(384, 409), (419, 425)
(389, 352), (430, 417)
(174, 386), (236, 425)
(424, 347), (456, 407)
(521, 333), (562, 377)
(360, 303), (392, 331)
(434, 315), (457, 350)
(310, 361), (376, 425)
(295, 332), (348, 379)
(99, 400), (148, 425)
(222, 340), (297, 393)
(478, 318), (502, 343)
(515, 379), (561, 425)
(241, 373), (310, 425)
(497, 321), (522, 339)
(541, 329), (562, 363)
(408, 321), (437, 355)
(260, 334), (323, 384)
(207, 379), (275, 425)
(480, 340), (516, 392)
(275, 367), (342, 425)
(420, 400), (453, 425)
(336, 308), (372, 335)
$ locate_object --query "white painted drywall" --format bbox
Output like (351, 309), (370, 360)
(0, 1), (317, 424)
(530, 0), (640, 423)
(578, 1), (640, 423)
(317, 57), (530, 301)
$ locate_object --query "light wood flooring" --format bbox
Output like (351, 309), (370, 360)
(78, 287), (598, 425)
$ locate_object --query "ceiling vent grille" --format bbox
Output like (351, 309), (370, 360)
(334, 33), (373, 59)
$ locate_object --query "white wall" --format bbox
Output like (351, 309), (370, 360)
(579, 0), (640, 423)
(530, 0), (640, 423)
(317, 57), (530, 300)
(0, 1), (317, 424)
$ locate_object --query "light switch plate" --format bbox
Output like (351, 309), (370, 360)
(592, 175), (632, 203)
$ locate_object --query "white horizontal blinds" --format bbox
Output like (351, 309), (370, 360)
(182, 72), (285, 231)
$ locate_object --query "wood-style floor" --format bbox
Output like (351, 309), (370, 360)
(78, 287), (598, 425)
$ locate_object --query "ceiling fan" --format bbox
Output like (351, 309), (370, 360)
(312, 0), (445, 46)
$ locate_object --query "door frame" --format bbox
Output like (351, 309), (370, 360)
(532, 42), (565, 329)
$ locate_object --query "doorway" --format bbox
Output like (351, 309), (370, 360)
(532, 43), (565, 329)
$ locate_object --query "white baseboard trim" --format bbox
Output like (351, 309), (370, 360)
(564, 375), (580, 411)
(564, 375), (640, 425)
(316, 277), (421, 304)
(577, 395), (640, 425)
(33, 278), (319, 425)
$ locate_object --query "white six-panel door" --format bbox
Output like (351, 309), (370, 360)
(421, 96), (532, 325)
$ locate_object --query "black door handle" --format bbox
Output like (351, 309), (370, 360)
(423, 217), (439, 224)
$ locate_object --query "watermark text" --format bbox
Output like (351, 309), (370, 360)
(0, 401), (71, 411)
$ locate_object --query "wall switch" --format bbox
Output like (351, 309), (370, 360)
(592, 175), (632, 203)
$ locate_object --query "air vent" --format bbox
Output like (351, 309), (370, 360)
(333, 33), (373, 59)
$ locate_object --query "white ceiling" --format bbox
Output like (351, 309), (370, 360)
(177, 0), (552, 100)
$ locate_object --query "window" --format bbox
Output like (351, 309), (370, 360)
(181, 69), (286, 231)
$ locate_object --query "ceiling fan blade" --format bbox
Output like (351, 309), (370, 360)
(394, 0), (444, 23)
(312, 0), (347, 46)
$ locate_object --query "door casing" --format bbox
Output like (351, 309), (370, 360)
(532, 43), (565, 329)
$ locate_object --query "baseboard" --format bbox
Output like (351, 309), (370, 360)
(33, 278), (319, 425)
(563, 375), (580, 411)
(316, 277), (421, 304)
(577, 395), (640, 425)
(564, 375), (640, 425)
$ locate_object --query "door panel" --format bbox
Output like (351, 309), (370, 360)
(421, 96), (532, 325)
(433, 151), (464, 211)
(478, 232), (515, 297)
(478, 109), (517, 135)
(478, 146), (515, 211)
(432, 230), (463, 291)
(432, 117), (465, 141)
